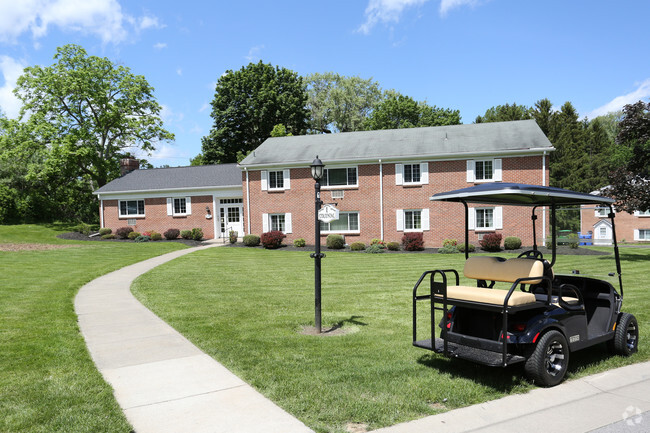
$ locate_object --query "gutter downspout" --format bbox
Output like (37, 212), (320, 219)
(245, 168), (251, 235)
(542, 151), (547, 244)
(212, 195), (218, 239)
(379, 159), (384, 240)
(99, 197), (104, 228)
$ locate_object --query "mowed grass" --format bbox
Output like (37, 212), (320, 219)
(132, 246), (649, 433)
(0, 224), (188, 433)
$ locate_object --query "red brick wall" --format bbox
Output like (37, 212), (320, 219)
(102, 195), (215, 239)
(245, 155), (551, 247)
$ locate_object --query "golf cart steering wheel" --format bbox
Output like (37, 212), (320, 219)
(517, 250), (544, 260)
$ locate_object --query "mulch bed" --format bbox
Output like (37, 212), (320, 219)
(56, 232), (204, 247)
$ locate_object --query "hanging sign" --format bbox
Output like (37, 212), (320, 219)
(318, 204), (339, 223)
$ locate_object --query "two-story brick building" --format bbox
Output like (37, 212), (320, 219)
(239, 119), (553, 247)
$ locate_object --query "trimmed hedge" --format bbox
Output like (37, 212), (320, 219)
(116, 226), (134, 239)
(101, 234), (115, 240)
(480, 233), (502, 252)
(261, 231), (286, 249)
(191, 228), (204, 241)
(98, 227), (112, 236)
(128, 231), (140, 240)
(504, 236), (522, 250)
(180, 230), (192, 240)
(365, 244), (385, 254)
(402, 232), (424, 251)
(293, 238), (306, 247)
(243, 234), (261, 246)
(326, 234), (345, 249)
(458, 243), (476, 253)
(350, 242), (366, 251)
(164, 228), (180, 240)
(386, 241), (400, 251)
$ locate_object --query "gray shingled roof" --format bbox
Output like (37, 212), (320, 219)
(94, 163), (241, 194)
(239, 120), (553, 168)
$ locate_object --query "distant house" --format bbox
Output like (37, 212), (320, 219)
(94, 161), (242, 239)
(238, 120), (554, 247)
(581, 200), (650, 245)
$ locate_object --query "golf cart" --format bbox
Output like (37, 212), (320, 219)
(412, 183), (638, 386)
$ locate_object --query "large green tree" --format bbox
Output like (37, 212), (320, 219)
(14, 44), (173, 188)
(201, 62), (308, 164)
(364, 90), (461, 130)
(305, 72), (382, 133)
(606, 101), (650, 212)
(474, 102), (532, 123)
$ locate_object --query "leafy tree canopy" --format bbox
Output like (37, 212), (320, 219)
(201, 61), (308, 164)
(364, 90), (461, 130)
(14, 44), (173, 188)
(305, 72), (382, 133)
(474, 102), (532, 123)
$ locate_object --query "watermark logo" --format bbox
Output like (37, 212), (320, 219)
(622, 406), (643, 427)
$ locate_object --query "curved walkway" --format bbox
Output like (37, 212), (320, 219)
(76, 243), (650, 433)
(75, 243), (313, 433)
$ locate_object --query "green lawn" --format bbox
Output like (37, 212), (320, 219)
(0, 224), (188, 433)
(132, 247), (649, 433)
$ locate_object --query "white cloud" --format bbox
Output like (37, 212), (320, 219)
(0, 0), (163, 45)
(245, 45), (265, 62)
(199, 102), (210, 113)
(439, 0), (480, 16)
(0, 55), (26, 118)
(585, 79), (650, 119)
(358, 0), (429, 34)
(148, 143), (188, 162)
(176, 68), (182, 76)
(153, 42), (167, 50)
(160, 104), (184, 124)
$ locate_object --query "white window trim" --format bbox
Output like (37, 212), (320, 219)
(261, 169), (290, 191)
(396, 162), (429, 186)
(167, 197), (192, 216)
(595, 206), (613, 217)
(320, 211), (360, 234)
(263, 212), (292, 234)
(634, 210), (650, 217)
(119, 199), (145, 218)
(467, 158), (502, 183)
(634, 229), (650, 241)
(321, 166), (358, 189)
(470, 206), (503, 231)
(396, 208), (429, 232)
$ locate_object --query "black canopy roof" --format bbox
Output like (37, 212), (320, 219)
(429, 183), (615, 206)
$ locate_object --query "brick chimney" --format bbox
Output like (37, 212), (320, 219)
(120, 157), (139, 176)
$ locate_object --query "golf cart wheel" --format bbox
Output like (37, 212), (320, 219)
(524, 330), (569, 387)
(612, 313), (639, 356)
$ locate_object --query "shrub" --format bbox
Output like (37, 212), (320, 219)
(134, 235), (151, 243)
(101, 234), (115, 240)
(438, 245), (459, 254)
(458, 243), (476, 253)
(261, 230), (286, 249)
(128, 231), (141, 240)
(293, 238), (306, 248)
(116, 226), (134, 239)
(191, 228), (204, 241)
(229, 230), (238, 244)
(180, 230), (192, 240)
(150, 231), (163, 241)
(504, 236), (522, 250)
(402, 232), (424, 251)
(326, 234), (345, 249)
(74, 222), (92, 236)
(545, 239), (554, 249)
(350, 242), (366, 251)
(442, 239), (458, 248)
(386, 241), (400, 251)
(164, 228), (180, 240)
(365, 244), (385, 254)
(243, 234), (261, 246)
(98, 227), (112, 236)
(479, 233), (502, 252)
(568, 233), (579, 249)
(370, 239), (386, 249)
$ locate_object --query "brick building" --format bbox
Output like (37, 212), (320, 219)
(239, 120), (554, 247)
(94, 162), (243, 239)
(581, 201), (650, 245)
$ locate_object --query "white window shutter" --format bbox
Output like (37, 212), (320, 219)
(466, 160), (475, 183)
(166, 198), (172, 216)
(262, 213), (269, 233)
(283, 169), (291, 190)
(634, 229), (640, 241)
(421, 209), (430, 231)
(261, 170), (268, 191)
(396, 209), (404, 231)
(468, 207), (476, 230)
(395, 164), (403, 185)
(420, 162), (429, 184)
(494, 206), (503, 229)
(285, 213), (292, 233)
(493, 159), (502, 181)
(186, 197), (192, 215)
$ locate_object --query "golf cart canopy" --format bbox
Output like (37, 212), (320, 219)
(429, 183), (615, 207)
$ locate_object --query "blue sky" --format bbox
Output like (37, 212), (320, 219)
(1, 0), (649, 167)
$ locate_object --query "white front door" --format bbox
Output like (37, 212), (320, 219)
(220, 205), (244, 237)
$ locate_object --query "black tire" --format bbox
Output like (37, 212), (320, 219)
(524, 330), (569, 387)
(612, 313), (639, 356)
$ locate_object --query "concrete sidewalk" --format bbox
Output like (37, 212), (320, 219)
(75, 243), (649, 433)
(75, 243), (312, 433)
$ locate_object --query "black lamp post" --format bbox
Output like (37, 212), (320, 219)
(310, 156), (325, 333)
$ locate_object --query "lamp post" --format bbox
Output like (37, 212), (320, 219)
(310, 156), (325, 333)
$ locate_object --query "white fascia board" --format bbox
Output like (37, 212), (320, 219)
(96, 186), (242, 201)
(237, 148), (555, 170)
